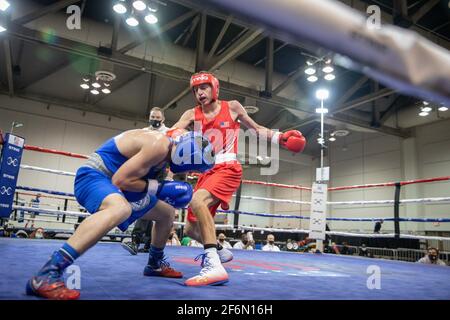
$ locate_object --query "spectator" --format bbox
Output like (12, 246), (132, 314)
(340, 242), (351, 255)
(217, 233), (232, 249)
(30, 227), (45, 239)
(359, 244), (369, 257)
(262, 234), (280, 252)
(374, 219), (383, 234)
(417, 247), (447, 266)
(166, 227), (181, 246)
(233, 233), (254, 250)
(180, 236), (192, 246)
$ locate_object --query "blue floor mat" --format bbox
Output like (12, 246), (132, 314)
(1, 238), (449, 300)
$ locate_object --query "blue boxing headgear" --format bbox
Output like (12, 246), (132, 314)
(170, 132), (215, 174)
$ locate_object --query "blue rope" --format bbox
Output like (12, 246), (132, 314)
(217, 210), (450, 222)
(16, 186), (75, 198)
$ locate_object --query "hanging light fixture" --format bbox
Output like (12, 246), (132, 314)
(132, 0), (147, 11)
(113, 0), (127, 14)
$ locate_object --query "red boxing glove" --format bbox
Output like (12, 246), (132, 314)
(278, 130), (306, 153)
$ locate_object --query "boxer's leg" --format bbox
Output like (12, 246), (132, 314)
(140, 200), (183, 278)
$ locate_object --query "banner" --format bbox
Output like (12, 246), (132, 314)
(309, 183), (328, 240)
(0, 133), (25, 218)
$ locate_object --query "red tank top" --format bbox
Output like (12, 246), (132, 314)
(194, 101), (240, 156)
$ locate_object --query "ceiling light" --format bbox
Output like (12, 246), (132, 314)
(438, 106), (448, 112)
(306, 60), (314, 66)
(145, 13), (158, 24)
(0, 25), (6, 33)
(133, 1), (147, 11)
(323, 66), (334, 73)
(307, 75), (318, 82)
(80, 83), (90, 90)
(316, 88), (330, 100)
(90, 89), (100, 95)
(126, 16), (139, 27)
(0, 0), (10, 12)
(92, 82), (101, 88)
(324, 74), (336, 81)
(102, 88), (111, 94)
(419, 111), (429, 117)
(422, 101), (429, 105)
(113, 1), (127, 14)
(329, 137), (336, 142)
(304, 67), (316, 75)
(421, 106), (432, 112)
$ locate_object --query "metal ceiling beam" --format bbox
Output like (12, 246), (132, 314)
(13, 0), (81, 25)
(254, 43), (287, 67)
(3, 40), (14, 96)
(263, 37), (274, 94)
(411, 0), (440, 24)
(332, 88), (396, 114)
(111, 15), (121, 51)
(272, 67), (303, 96)
(20, 60), (72, 90)
(118, 10), (198, 54)
(334, 76), (369, 106)
(163, 28), (265, 109)
(3, 90), (144, 122)
(181, 14), (200, 46)
(206, 15), (233, 62)
(195, 12), (207, 71)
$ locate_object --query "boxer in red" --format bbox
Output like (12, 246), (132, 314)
(172, 71), (306, 286)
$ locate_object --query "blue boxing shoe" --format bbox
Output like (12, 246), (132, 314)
(26, 251), (80, 300)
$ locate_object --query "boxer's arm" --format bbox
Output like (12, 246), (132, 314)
(171, 109), (194, 130)
(112, 140), (168, 192)
(229, 100), (278, 141)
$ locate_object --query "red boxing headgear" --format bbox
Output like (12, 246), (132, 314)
(190, 72), (219, 102)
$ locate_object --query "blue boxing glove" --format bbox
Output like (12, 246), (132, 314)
(147, 180), (193, 209)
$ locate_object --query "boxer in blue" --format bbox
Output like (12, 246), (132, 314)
(26, 129), (214, 300)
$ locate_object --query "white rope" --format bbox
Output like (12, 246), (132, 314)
(20, 165), (76, 177)
(237, 194), (450, 206)
(12, 205), (88, 217)
(172, 222), (450, 241)
(238, 195), (310, 205)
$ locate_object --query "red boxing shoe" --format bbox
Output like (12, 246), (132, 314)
(26, 276), (80, 300)
(143, 257), (183, 278)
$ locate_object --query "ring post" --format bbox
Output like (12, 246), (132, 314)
(394, 182), (401, 240)
(0, 133), (25, 220)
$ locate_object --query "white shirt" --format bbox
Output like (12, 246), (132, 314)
(233, 241), (254, 250)
(262, 244), (280, 252)
(218, 240), (232, 249)
(189, 240), (203, 247)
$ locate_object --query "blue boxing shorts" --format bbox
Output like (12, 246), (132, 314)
(74, 166), (158, 232)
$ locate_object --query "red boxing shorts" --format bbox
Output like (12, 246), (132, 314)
(187, 163), (242, 222)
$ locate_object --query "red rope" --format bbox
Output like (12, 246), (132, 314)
(24, 145), (88, 159)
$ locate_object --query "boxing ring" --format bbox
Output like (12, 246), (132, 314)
(2, 238), (450, 300)
(1, 142), (450, 300)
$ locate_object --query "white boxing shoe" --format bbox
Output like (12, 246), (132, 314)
(218, 247), (233, 264)
(185, 252), (229, 287)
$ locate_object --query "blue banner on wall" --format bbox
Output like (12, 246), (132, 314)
(0, 133), (25, 219)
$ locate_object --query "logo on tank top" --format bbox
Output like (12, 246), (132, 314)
(219, 121), (229, 128)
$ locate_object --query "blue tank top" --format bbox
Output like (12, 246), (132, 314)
(95, 136), (166, 180)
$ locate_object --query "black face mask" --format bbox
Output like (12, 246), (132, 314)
(219, 239), (224, 242)
(429, 254), (438, 261)
(242, 240), (248, 245)
(149, 120), (162, 128)
(269, 241), (274, 245)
